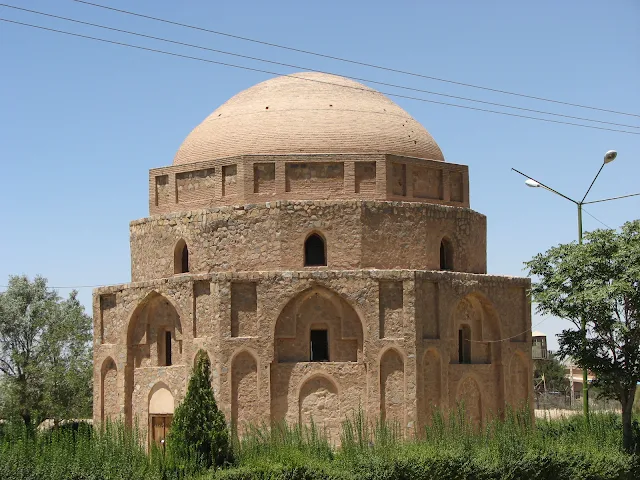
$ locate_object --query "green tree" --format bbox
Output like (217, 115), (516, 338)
(0, 275), (92, 427)
(534, 352), (569, 395)
(168, 349), (230, 471)
(526, 220), (640, 452)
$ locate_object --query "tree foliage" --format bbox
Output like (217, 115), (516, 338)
(534, 352), (569, 395)
(0, 275), (92, 427)
(168, 349), (231, 470)
(526, 219), (640, 451)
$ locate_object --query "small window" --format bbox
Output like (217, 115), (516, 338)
(440, 238), (453, 271)
(165, 331), (172, 366)
(458, 325), (471, 364)
(304, 233), (326, 266)
(310, 329), (329, 362)
(174, 240), (189, 274)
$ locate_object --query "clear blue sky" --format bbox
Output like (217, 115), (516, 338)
(1, 0), (639, 351)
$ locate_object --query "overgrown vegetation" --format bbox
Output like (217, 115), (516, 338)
(1, 409), (639, 480)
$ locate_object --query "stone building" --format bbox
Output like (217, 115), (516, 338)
(93, 72), (532, 445)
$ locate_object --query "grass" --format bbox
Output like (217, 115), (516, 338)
(1, 409), (639, 480)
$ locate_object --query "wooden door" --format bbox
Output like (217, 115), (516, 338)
(150, 415), (173, 447)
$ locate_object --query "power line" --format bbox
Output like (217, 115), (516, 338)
(582, 208), (612, 229)
(2, 17), (639, 136)
(71, 0), (640, 119)
(0, 284), (108, 290)
(4, 3), (638, 130)
(469, 315), (552, 343)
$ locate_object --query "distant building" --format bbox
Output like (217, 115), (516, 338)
(532, 331), (548, 360)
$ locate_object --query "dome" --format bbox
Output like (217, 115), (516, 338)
(173, 72), (445, 165)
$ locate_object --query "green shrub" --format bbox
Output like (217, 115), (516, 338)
(168, 350), (231, 473)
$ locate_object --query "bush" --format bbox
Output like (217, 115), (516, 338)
(168, 349), (231, 473)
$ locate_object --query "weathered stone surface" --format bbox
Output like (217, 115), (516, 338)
(94, 72), (532, 446)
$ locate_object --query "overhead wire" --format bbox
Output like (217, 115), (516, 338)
(3, 3), (639, 130)
(469, 315), (553, 344)
(582, 209), (612, 229)
(2, 17), (639, 135)
(70, 0), (640, 119)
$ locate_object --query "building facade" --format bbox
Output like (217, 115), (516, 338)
(93, 72), (532, 444)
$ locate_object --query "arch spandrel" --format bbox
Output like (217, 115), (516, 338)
(450, 292), (502, 364)
(125, 291), (183, 369)
(274, 286), (363, 363)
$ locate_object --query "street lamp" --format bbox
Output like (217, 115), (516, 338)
(513, 150), (640, 418)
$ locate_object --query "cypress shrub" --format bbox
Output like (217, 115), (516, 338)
(168, 349), (231, 472)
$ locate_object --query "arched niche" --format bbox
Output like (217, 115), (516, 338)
(231, 350), (260, 434)
(423, 349), (442, 423)
(126, 292), (183, 369)
(149, 383), (174, 415)
(456, 376), (482, 425)
(148, 382), (174, 448)
(509, 352), (529, 409)
(380, 348), (405, 427)
(450, 293), (501, 365)
(274, 286), (363, 363)
(101, 357), (118, 423)
(298, 374), (340, 440)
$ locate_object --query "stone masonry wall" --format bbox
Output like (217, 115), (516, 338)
(129, 200), (487, 282)
(94, 269), (531, 443)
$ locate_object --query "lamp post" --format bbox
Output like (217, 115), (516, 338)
(513, 150), (640, 418)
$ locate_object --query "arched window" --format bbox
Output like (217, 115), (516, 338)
(174, 240), (189, 274)
(440, 237), (453, 271)
(304, 233), (326, 266)
(458, 324), (471, 364)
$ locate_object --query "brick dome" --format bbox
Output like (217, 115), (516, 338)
(173, 72), (445, 165)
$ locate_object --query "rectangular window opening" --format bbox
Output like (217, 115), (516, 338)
(310, 329), (329, 362)
(458, 326), (471, 364)
(165, 331), (172, 366)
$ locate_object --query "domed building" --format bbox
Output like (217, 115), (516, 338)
(93, 72), (532, 445)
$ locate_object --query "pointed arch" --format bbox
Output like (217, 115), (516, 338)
(100, 357), (118, 423)
(274, 286), (363, 363)
(450, 292), (502, 365)
(231, 349), (260, 434)
(423, 348), (442, 422)
(298, 373), (340, 440)
(174, 239), (189, 274)
(304, 232), (326, 266)
(380, 347), (405, 426)
(148, 382), (174, 415)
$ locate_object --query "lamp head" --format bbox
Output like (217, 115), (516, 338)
(604, 150), (617, 164)
(525, 179), (541, 188)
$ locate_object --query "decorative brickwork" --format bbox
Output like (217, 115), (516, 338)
(94, 72), (532, 446)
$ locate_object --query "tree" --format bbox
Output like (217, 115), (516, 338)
(0, 275), (92, 427)
(168, 349), (230, 470)
(533, 352), (569, 395)
(526, 220), (640, 452)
